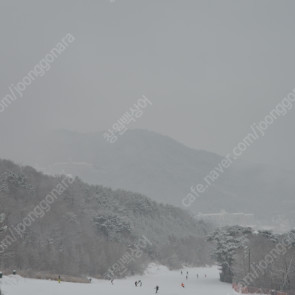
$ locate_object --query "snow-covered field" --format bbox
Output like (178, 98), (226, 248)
(0, 264), (235, 295)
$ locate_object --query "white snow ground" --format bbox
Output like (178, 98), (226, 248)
(0, 264), (236, 295)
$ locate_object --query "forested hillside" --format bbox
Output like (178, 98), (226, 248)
(0, 159), (211, 278)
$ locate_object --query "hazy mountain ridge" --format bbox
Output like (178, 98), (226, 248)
(1, 129), (294, 227)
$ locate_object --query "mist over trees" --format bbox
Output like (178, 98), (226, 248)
(2, 129), (295, 230)
(0, 159), (212, 278)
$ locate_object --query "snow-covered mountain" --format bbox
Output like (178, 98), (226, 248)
(1, 129), (294, 227)
(0, 159), (211, 277)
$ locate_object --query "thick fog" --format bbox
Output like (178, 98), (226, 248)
(0, 0), (295, 169)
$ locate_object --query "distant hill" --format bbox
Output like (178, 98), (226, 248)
(1, 129), (295, 227)
(0, 159), (211, 277)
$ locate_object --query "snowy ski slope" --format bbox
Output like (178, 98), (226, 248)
(0, 264), (237, 295)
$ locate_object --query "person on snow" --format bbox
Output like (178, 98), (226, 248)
(186, 275), (188, 280)
(181, 283), (185, 288)
(155, 285), (159, 293)
(111, 279), (114, 285)
(58, 275), (61, 283)
(138, 280), (142, 287)
(135, 281), (138, 287)
(181, 270), (183, 275)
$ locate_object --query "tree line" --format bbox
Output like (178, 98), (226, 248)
(208, 226), (295, 291)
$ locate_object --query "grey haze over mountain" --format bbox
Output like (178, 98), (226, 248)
(2, 0), (295, 289)
(1, 129), (294, 227)
(1, 0), (295, 170)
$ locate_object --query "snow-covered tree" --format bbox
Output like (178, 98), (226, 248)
(208, 226), (252, 283)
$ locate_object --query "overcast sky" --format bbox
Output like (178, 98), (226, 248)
(0, 0), (295, 169)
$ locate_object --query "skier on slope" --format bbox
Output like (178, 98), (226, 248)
(155, 285), (159, 293)
(181, 283), (185, 288)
